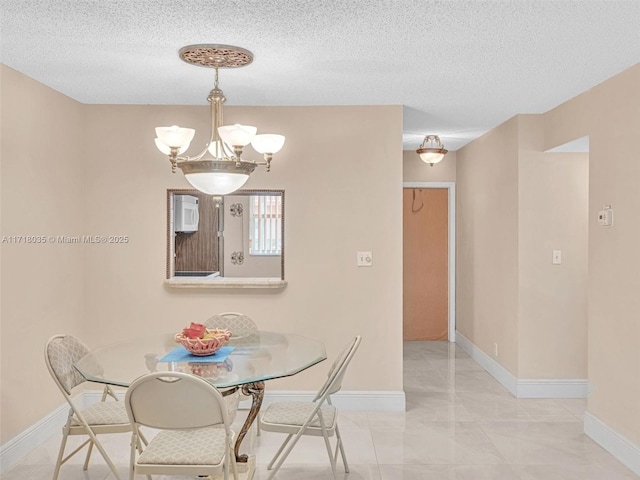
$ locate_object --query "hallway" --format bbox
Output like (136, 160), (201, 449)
(390, 341), (637, 479)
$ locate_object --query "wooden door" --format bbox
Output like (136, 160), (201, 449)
(403, 188), (448, 340)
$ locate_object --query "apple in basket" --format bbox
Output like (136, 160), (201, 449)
(174, 323), (232, 356)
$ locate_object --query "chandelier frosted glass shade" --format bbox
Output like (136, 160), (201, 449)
(155, 126), (195, 148)
(154, 138), (189, 155)
(184, 172), (250, 195)
(155, 44), (285, 196)
(179, 160), (257, 196)
(251, 134), (285, 154)
(416, 135), (448, 167)
(418, 151), (446, 165)
(218, 124), (257, 147)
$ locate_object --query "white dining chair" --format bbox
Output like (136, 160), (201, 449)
(205, 312), (260, 432)
(45, 334), (136, 480)
(259, 335), (362, 480)
(125, 371), (237, 480)
(205, 312), (258, 340)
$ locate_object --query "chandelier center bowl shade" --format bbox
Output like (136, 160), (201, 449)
(155, 44), (285, 196)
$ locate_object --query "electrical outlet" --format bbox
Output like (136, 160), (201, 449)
(598, 205), (614, 227)
(357, 251), (373, 267)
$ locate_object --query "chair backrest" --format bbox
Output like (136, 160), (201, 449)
(205, 312), (258, 339)
(314, 336), (361, 401)
(45, 334), (91, 395)
(125, 372), (229, 431)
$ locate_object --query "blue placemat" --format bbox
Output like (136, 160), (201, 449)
(158, 346), (235, 363)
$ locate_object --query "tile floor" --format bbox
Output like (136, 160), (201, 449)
(5, 341), (639, 479)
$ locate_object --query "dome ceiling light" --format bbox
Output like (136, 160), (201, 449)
(416, 135), (448, 166)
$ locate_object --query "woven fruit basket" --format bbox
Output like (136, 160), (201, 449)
(174, 328), (232, 356)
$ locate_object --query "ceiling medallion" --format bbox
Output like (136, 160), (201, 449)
(178, 44), (253, 69)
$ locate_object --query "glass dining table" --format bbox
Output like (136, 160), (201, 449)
(74, 330), (326, 464)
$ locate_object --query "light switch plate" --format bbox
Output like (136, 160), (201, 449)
(552, 250), (562, 265)
(357, 251), (373, 267)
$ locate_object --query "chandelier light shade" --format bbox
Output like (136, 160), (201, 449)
(416, 135), (448, 166)
(155, 44), (285, 196)
(252, 134), (286, 154)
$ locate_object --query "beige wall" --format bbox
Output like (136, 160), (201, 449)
(0, 65), (86, 442)
(456, 114), (589, 380)
(544, 64), (640, 445)
(456, 117), (520, 375)
(403, 150), (456, 182)
(81, 104), (404, 393)
(0, 67), (404, 443)
(517, 116), (588, 379)
(457, 63), (640, 446)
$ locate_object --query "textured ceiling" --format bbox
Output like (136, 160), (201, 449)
(1, 1), (639, 151)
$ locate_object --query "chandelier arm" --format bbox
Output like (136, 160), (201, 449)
(221, 140), (235, 158)
(186, 98), (220, 162)
(200, 75), (238, 162)
(215, 94), (236, 160)
(264, 154), (273, 172)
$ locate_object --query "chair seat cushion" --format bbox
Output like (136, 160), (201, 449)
(261, 401), (337, 429)
(138, 427), (228, 465)
(72, 401), (129, 426)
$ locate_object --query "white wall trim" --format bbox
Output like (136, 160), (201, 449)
(584, 411), (640, 476)
(0, 399), (72, 474)
(517, 379), (589, 399)
(455, 331), (588, 398)
(403, 181), (456, 342)
(455, 330), (518, 396)
(0, 389), (405, 473)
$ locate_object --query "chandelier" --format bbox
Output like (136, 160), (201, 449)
(154, 44), (285, 195)
(416, 135), (448, 166)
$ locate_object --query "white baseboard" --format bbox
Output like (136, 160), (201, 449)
(517, 379), (589, 398)
(455, 331), (588, 399)
(455, 331), (518, 396)
(1, 389), (404, 474)
(0, 399), (72, 474)
(584, 411), (640, 476)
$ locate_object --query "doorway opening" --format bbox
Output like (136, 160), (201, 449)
(402, 182), (456, 342)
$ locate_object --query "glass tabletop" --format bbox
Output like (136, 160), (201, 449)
(74, 331), (326, 389)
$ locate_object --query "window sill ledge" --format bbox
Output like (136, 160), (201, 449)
(165, 277), (287, 289)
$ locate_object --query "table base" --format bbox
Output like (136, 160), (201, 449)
(203, 454), (256, 480)
(223, 381), (265, 464)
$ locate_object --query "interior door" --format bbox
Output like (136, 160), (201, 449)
(403, 188), (448, 340)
